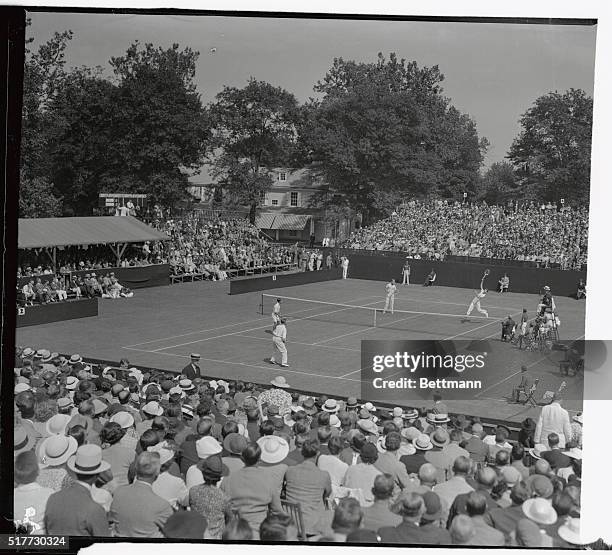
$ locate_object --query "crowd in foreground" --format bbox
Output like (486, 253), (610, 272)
(13, 347), (583, 546)
(343, 201), (588, 269)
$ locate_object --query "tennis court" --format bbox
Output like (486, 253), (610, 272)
(16, 277), (585, 423)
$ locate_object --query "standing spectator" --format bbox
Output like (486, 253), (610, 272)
(284, 439), (332, 537)
(534, 396), (572, 448)
(44, 445), (111, 536)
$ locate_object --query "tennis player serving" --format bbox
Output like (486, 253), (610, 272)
(466, 270), (489, 318)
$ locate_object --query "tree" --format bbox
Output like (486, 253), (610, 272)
(208, 78), (302, 223)
(478, 161), (520, 205)
(302, 53), (487, 223)
(507, 89), (593, 205)
(18, 175), (62, 218)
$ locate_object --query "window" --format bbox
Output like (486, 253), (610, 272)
(290, 192), (299, 207)
(272, 199), (279, 206)
(278, 172), (287, 182)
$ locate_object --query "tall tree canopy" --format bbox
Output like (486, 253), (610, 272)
(207, 78), (302, 222)
(302, 53), (487, 222)
(477, 161), (520, 205)
(507, 88), (593, 206)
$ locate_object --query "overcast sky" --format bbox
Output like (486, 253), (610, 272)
(29, 12), (597, 166)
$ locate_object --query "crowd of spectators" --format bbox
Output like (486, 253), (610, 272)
(13, 347), (583, 546)
(343, 201), (588, 269)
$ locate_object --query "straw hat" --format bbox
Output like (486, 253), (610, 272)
(45, 413), (72, 436)
(558, 518), (581, 545)
(322, 399), (339, 413)
(67, 444), (111, 475)
(257, 435), (289, 464)
(196, 437), (222, 459)
(430, 428), (450, 448)
(529, 443), (548, 460)
(14, 426), (35, 457)
(38, 435), (78, 468)
(147, 444), (174, 466)
(357, 419), (379, 435)
(142, 401), (164, 417)
(109, 411), (135, 429)
(65, 376), (78, 390)
(270, 376), (290, 388)
(426, 413), (450, 425)
(401, 427), (421, 442)
(522, 498), (558, 525)
(414, 434), (434, 451)
(223, 433), (248, 456)
(361, 402), (377, 412)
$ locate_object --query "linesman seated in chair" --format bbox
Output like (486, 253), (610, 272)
(576, 279), (586, 300)
(512, 365), (531, 402)
(537, 286), (555, 316)
(498, 274), (510, 293)
(424, 269), (437, 287)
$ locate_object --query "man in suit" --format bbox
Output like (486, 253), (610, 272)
(374, 432), (412, 492)
(463, 423), (488, 463)
(361, 474), (403, 531)
(110, 451), (173, 538)
(378, 492), (449, 544)
(284, 439), (332, 537)
(45, 445), (111, 536)
(447, 467), (499, 528)
(534, 395), (572, 448)
(181, 353), (201, 380)
(541, 433), (572, 470)
(464, 491), (505, 545)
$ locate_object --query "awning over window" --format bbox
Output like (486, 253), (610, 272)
(255, 213), (311, 230)
(18, 216), (170, 249)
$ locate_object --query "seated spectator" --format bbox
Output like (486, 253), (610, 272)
(342, 442), (383, 506)
(498, 274), (510, 293)
(14, 451), (55, 534)
(576, 279), (586, 299)
(259, 512), (299, 542)
(464, 490), (505, 546)
(361, 474), (403, 531)
(424, 269), (437, 287)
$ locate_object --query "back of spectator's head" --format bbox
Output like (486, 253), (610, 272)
(360, 442), (378, 464)
(259, 512), (296, 541)
(15, 391), (35, 419)
(317, 412), (330, 427)
(294, 434), (309, 448)
(196, 418), (213, 437)
(100, 422), (125, 445)
(449, 429), (463, 443)
(222, 420), (239, 438)
(152, 416), (169, 434)
(293, 421), (309, 437)
(534, 459), (551, 476)
(509, 481), (532, 505)
(547, 432), (560, 448)
(381, 421), (398, 436)
(259, 420), (275, 437)
(317, 426), (332, 444)
(302, 439), (320, 459)
(339, 413), (352, 429)
(372, 473), (395, 500)
(139, 429), (161, 452)
(419, 463), (438, 485)
(73, 390), (91, 404)
(78, 399), (95, 418)
(135, 451), (161, 481)
(466, 490), (488, 516)
(332, 498), (363, 532)
(516, 518), (542, 547)
(495, 429), (508, 444)
(470, 423), (484, 437)
(392, 492), (425, 519)
(67, 424), (87, 446)
(327, 435), (343, 456)
(385, 431), (401, 452)
(222, 517), (253, 541)
(495, 450), (510, 467)
(552, 492), (574, 517)
(118, 390), (130, 405)
(351, 432), (367, 451)
(452, 456), (471, 476)
(511, 443), (524, 461)
(477, 466), (498, 489)
(242, 443), (261, 466)
(14, 450), (39, 485)
(450, 515), (475, 544)
(196, 399), (212, 417)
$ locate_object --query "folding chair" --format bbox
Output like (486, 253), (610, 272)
(521, 378), (540, 406)
(280, 500), (307, 541)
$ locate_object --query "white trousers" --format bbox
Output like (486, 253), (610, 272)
(383, 295), (395, 313)
(467, 300), (488, 316)
(342, 266), (348, 279)
(402, 271), (410, 285)
(271, 336), (288, 365)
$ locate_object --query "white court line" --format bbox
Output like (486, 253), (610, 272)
(147, 297), (387, 352)
(235, 333), (360, 352)
(394, 291), (523, 312)
(123, 293), (381, 349)
(122, 346), (362, 382)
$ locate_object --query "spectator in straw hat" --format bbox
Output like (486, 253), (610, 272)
(186, 436), (223, 489)
(400, 433), (433, 475)
(342, 442), (382, 506)
(361, 473), (403, 531)
(256, 435), (290, 490)
(110, 451), (173, 538)
(220, 443), (284, 539)
(45, 444), (111, 536)
(36, 434), (78, 492)
(284, 438), (332, 536)
(557, 517), (581, 547)
(520, 497), (557, 547)
(182, 353), (201, 380)
(222, 432), (247, 474)
(14, 451), (54, 534)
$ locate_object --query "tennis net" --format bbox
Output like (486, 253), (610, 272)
(260, 293), (490, 329)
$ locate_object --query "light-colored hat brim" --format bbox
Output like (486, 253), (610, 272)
(66, 455), (111, 475)
(38, 436), (78, 467)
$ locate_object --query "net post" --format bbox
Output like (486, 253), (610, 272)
(373, 308), (377, 327)
(261, 293), (264, 315)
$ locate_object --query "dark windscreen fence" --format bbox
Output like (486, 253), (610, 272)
(260, 293), (489, 332)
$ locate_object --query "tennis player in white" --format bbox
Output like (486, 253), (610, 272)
(341, 256), (349, 279)
(466, 272), (489, 318)
(270, 317), (289, 367)
(271, 298), (282, 330)
(383, 279), (397, 314)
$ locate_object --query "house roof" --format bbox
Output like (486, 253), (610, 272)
(18, 216), (170, 249)
(255, 213), (311, 230)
